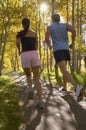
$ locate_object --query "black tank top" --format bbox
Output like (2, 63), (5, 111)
(21, 37), (36, 52)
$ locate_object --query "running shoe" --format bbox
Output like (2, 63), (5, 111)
(75, 85), (84, 102)
(37, 101), (44, 109)
(59, 87), (67, 96)
(27, 88), (34, 99)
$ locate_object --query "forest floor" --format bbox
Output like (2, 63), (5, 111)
(7, 72), (86, 130)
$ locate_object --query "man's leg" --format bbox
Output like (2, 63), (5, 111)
(57, 60), (76, 88)
(58, 60), (84, 101)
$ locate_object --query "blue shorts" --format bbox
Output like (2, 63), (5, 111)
(53, 50), (70, 63)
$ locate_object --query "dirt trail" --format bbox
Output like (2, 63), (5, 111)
(8, 72), (86, 130)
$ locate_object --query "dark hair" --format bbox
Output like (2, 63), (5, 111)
(16, 18), (30, 38)
(52, 13), (60, 22)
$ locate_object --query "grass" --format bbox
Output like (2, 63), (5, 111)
(0, 75), (22, 130)
(41, 68), (86, 93)
(72, 71), (86, 87)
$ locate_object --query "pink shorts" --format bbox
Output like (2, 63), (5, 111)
(20, 51), (41, 68)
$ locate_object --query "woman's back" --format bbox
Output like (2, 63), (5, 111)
(20, 29), (37, 52)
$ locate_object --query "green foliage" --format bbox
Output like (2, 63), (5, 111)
(72, 71), (86, 88)
(41, 68), (63, 84)
(41, 67), (86, 88)
(41, 68), (55, 82)
(75, 36), (86, 54)
(55, 75), (63, 86)
(0, 76), (22, 130)
(0, 0), (86, 73)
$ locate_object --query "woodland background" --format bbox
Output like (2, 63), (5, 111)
(0, 1), (86, 130)
(0, 0), (86, 85)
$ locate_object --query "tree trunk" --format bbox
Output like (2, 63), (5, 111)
(51, 0), (55, 15)
(0, 29), (8, 75)
(66, 0), (69, 22)
(71, 0), (75, 71)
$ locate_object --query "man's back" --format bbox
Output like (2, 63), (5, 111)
(49, 23), (69, 51)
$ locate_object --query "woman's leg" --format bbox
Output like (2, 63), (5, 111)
(23, 68), (34, 99)
(23, 68), (32, 88)
(32, 66), (42, 101)
(57, 60), (76, 88)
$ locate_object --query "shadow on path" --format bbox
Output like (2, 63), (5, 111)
(63, 93), (86, 130)
(7, 73), (86, 130)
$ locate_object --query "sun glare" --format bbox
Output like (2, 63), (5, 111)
(40, 3), (48, 12)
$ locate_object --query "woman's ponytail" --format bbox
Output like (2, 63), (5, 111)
(16, 18), (30, 38)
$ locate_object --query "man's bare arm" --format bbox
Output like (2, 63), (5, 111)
(67, 24), (76, 48)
